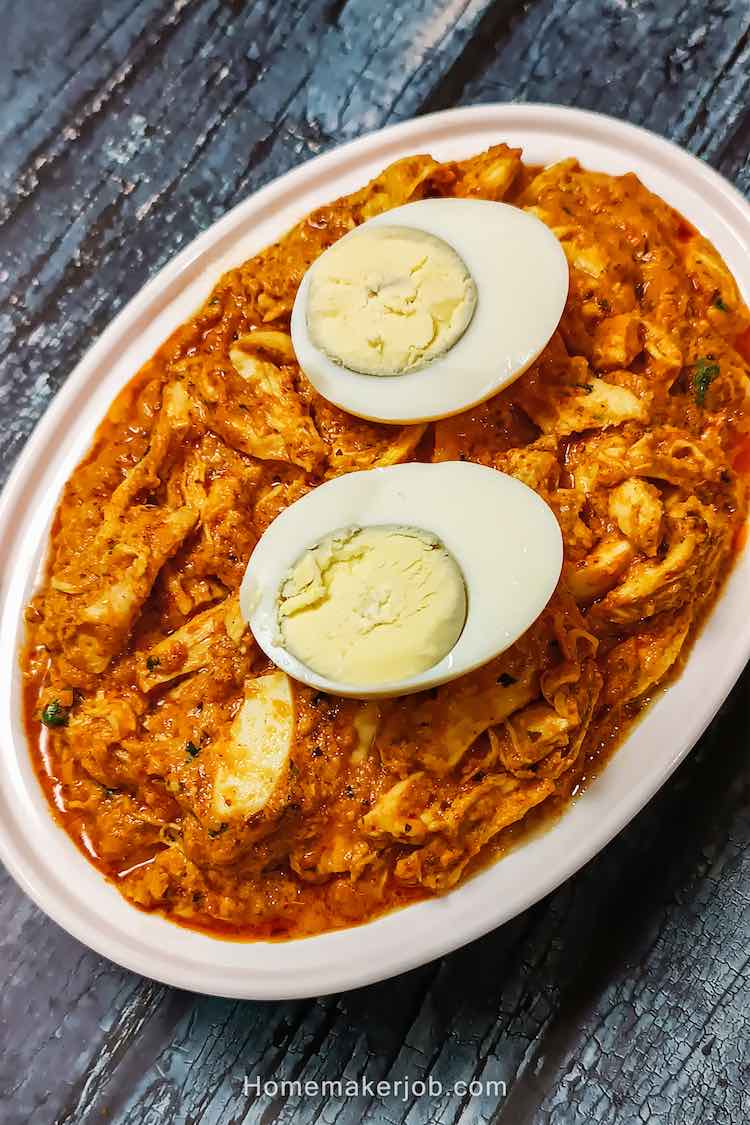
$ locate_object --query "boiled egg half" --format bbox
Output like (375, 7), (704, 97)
(290, 198), (568, 424)
(240, 461), (563, 699)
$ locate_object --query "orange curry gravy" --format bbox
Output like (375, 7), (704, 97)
(22, 145), (750, 941)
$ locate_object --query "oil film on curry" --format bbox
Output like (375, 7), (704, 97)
(22, 142), (750, 940)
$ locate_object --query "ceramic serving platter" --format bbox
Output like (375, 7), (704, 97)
(1, 104), (749, 1000)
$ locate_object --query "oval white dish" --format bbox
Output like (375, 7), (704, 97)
(1, 103), (749, 1001)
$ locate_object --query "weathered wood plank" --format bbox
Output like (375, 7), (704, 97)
(2, 1), (750, 1123)
(447, 0), (750, 190)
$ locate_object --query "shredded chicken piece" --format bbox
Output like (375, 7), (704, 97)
(608, 478), (663, 556)
(54, 505), (198, 673)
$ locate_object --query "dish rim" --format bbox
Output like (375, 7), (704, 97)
(1, 102), (750, 1000)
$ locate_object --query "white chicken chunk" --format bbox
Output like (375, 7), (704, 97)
(525, 377), (647, 437)
(55, 505), (198, 673)
(642, 320), (683, 379)
(211, 672), (295, 820)
(221, 338), (325, 471)
(311, 394), (427, 476)
(137, 596), (246, 692)
(377, 666), (538, 775)
(605, 610), (693, 704)
(565, 534), (634, 602)
(608, 478), (663, 556)
(568, 426), (721, 496)
(591, 314), (643, 371)
(362, 773), (433, 844)
(594, 496), (726, 625)
(394, 774), (555, 891)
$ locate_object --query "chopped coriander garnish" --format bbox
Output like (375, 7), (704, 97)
(41, 699), (68, 728)
(693, 356), (721, 407)
(146, 655), (160, 672)
(186, 740), (201, 758)
(713, 296), (729, 312)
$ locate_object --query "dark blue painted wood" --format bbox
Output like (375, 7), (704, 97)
(2, 2), (750, 1122)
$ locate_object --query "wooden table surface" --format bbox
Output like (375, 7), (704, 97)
(2, 2), (750, 1122)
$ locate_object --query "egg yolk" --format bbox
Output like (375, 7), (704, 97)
(276, 525), (467, 684)
(306, 226), (477, 377)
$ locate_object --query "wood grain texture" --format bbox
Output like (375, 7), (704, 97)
(2, 1), (750, 1122)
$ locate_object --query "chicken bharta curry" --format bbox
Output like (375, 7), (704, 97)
(23, 145), (750, 939)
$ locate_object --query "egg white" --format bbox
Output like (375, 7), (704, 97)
(240, 461), (563, 699)
(290, 198), (569, 424)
